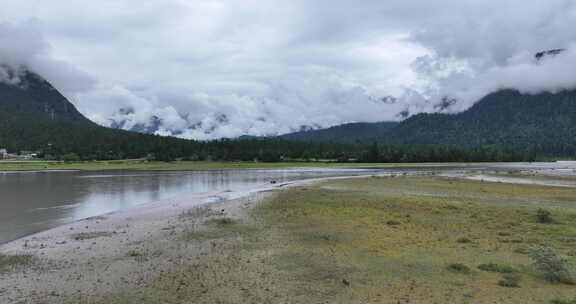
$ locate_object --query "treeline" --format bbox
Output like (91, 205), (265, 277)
(357, 144), (535, 163)
(386, 89), (576, 157)
(0, 109), (535, 163)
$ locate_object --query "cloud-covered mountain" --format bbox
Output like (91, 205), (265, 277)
(2, 1), (576, 139)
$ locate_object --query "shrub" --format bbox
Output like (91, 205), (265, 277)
(536, 209), (554, 224)
(457, 237), (472, 244)
(447, 263), (471, 274)
(478, 263), (516, 273)
(127, 250), (143, 257)
(213, 217), (235, 226)
(498, 273), (521, 288)
(386, 220), (401, 226)
(528, 246), (574, 284)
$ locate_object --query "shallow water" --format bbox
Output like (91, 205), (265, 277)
(2, 162), (575, 244)
(0, 168), (401, 244)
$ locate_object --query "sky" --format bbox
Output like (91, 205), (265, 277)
(1, 0), (576, 139)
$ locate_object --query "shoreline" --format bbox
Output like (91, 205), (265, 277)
(3, 169), (576, 303)
(0, 172), (405, 303)
(3, 164), (574, 248)
(0, 172), (386, 250)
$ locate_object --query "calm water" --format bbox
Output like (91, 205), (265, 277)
(0, 168), (395, 244)
(4, 162), (570, 244)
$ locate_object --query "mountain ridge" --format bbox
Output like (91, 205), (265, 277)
(280, 88), (576, 156)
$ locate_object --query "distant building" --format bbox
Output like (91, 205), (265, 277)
(18, 151), (38, 160)
(0, 148), (7, 159)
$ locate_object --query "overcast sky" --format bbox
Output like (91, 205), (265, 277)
(1, 0), (576, 139)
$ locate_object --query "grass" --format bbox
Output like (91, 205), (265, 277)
(447, 263), (472, 274)
(251, 176), (576, 303)
(478, 263), (517, 273)
(0, 253), (34, 273)
(180, 216), (257, 241)
(551, 299), (576, 304)
(498, 273), (522, 288)
(0, 159), (489, 172)
(62, 175), (576, 303)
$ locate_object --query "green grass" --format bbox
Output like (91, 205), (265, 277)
(478, 263), (517, 273)
(251, 176), (576, 303)
(0, 159), (490, 172)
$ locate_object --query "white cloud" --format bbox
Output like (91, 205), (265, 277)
(1, 0), (576, 138)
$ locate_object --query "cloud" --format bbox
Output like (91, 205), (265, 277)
(0, 21), (96, 93)
(1, 0), (576, 138)
(403, 0), (576, 112)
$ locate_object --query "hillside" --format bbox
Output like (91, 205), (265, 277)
(0, 68), (371, 162)
(279, 122), (399, 144)
(279, 88), (576, 156)
(0, 67), (95, 125)
(0, 66), (201, 160)
(387, 89), (576, 155)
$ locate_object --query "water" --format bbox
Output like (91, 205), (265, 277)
(3, 162), (574, 245)
(0, 168), (392, 244)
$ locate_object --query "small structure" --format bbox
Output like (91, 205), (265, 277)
(0, 148), (7, 159)
(18, 151), (38, 160)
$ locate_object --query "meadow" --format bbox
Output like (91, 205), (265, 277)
(75, 175), (576, 303)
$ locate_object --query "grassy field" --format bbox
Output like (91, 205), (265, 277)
(81, 175), (576, 304)
(254, 177), (576, 303)
(0, 159), (482, 172)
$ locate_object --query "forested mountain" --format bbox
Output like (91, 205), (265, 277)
(386, 89), (576, 156)
(0, 67), (94, 125)
(0, 67), (379, 162)
(281, 88), (576, 157)
(0, 66), (536, 162)
(280, 122), (399, 144)
(0, 66), (184, 159)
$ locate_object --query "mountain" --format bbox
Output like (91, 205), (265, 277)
(280, 122), (399, 144)
(0, 65), (198, 160)
(0, 66), (95, 125)
(279, 49), (576, 156)
(387, 89), (576, 155)
(0, 67), (371, 162)
(281, 88), (576, 156)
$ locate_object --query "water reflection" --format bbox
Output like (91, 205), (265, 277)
(0, 168), (381, 244)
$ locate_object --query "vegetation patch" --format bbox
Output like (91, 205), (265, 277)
(72, 231), (115, 241)
(457, 237), (473, 244)
(0, 253), (34, 273)
(498, 273), (521, 288)
(528, 246), (575, 284)
(478, 263), (516, 273)
(551, 298), (576, 304)
(537, 209), (555, 224)
(181, 217), (257, 242)
(447, 263), (472, 274)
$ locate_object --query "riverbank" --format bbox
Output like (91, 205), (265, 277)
(2, 172), (576, 303)
(0, 159), (504, 172)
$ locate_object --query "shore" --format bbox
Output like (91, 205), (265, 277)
(2, 170), (576, 303)
(0, 173), (387, 303)
(0, 159), (518, 172)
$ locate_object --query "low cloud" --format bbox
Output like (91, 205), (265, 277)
(1, 1), (576, 138)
